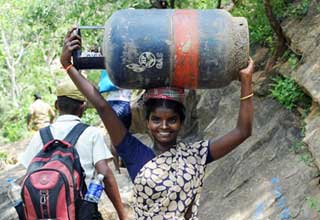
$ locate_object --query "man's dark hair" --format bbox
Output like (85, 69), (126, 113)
(144, 98), (185, 122)
(57, 96), (84, 115)
(150, 0), (168, 8)
(34, 93), (41, 100)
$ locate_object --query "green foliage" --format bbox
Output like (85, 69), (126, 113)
(111, 0), (151, 9)
(0, 151), (8, 161)
(230, 0), (281, 47)
(85, 70), (100, 84)
(0, 0), (314, 143)
(278, 51), (311, 116)
(286, 0), (311, 17)
(288, 54), (299, 70)
(1, 104), (29, 142)
(0, 0), (114, 143)
(290, 138), (306, 154)
(81, 108), (101, 126)
(230, 0), (311, 46)
(269, 76), (306, 110)
(290, 136), (314, 167)
(307, 197), (320, 220)
(2, 121), (25, 142)
(179, 0), (214, 9)
(299, 152), (313, 166)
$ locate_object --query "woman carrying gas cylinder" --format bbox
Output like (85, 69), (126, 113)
(61, 27), (254, 220)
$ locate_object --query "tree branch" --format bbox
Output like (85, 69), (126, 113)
(264, 0), (291, 72)
(1, 31), (13, 69)
(13, 47), (25, 66)
(1, 30), (25, 106)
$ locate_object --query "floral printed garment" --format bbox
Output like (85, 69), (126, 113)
(133, 140), (209, 220)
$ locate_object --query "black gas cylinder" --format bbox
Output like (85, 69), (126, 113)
(102, 9), (249, 89)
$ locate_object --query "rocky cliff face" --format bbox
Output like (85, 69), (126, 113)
(198, 83), (319, 220)
(282, 0), (320, 187)
(198, 2), (320, 219)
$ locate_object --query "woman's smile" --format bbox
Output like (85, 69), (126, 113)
(158, 131), (170, 136)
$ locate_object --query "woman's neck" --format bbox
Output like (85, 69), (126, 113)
(153, 141), (176, 155)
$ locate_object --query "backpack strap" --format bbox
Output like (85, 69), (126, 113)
(39, 126), (54, 145)
(64, 123), (89, 146)
(64, 123), (89, 197)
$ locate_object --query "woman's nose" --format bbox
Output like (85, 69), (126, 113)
(160, 120), (168, 129)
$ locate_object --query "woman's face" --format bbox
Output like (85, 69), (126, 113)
(147, 106), (182, 148)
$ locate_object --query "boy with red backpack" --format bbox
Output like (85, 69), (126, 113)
(20, 78), (127, 220)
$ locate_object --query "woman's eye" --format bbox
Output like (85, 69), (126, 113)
(151, 117), (160, 123)
(168, 118), (177, 124)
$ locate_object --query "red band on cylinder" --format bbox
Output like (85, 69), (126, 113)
(172, 10), (199, 89)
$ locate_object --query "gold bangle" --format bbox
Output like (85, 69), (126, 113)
(64, 64), (73, 71)
(240, 93), (254, 100)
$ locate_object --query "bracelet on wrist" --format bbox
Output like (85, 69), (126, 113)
(64, 64), (73, 71)
(240, 93), (254, 101)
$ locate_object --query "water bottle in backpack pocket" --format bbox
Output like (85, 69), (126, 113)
(84, 174), (104, 203)
(78, 174), (105, 220)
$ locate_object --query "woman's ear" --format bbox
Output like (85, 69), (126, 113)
(146, 119), (151, 130)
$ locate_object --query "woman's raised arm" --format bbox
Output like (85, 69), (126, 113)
(209, 58), (254, 161)
(60, 28), (127, 146)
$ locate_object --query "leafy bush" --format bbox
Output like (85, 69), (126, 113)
(0, 0), (314, 144)
(288, 54), (299, 70)
(1, 105), (29, 142)
(290, 138), (306, 153)
(286, 0), (311, 17)
(231, 0), (311, 46)
(2, 122), (26, 142)
(232, 2), (273, 46)
(307, 197), (320, 218)
(82, 108), (101, 126)
(269, 76), (306, 110)
(0, 151), (8, 161)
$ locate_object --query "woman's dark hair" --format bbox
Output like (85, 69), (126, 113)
(144, 98), (185, 122)
(57, 96), (84, 115)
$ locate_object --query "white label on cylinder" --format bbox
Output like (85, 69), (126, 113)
(126, 52), (163, 72)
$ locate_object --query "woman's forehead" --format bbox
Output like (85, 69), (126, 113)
(151, 106), (178, 116)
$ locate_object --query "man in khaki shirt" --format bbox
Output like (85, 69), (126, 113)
(27, 93), (55, 131)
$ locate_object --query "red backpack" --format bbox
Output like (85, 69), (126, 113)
(21, 123), (88, 220)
